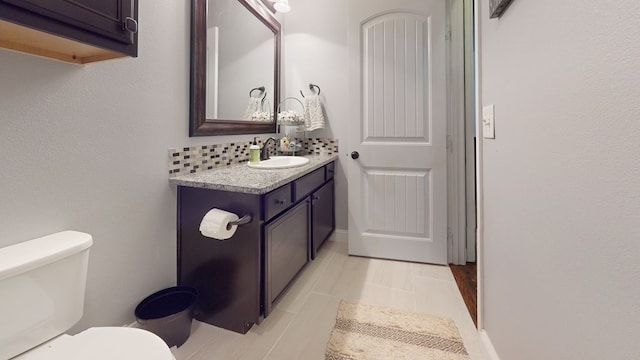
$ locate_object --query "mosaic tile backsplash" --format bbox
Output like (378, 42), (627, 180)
(169, 138), (338, 177)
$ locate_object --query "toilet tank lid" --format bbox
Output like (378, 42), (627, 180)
(0, 231), (93, 281)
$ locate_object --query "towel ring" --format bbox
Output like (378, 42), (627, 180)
(249, 86), (265, 98)
(299, 83), (321, 98)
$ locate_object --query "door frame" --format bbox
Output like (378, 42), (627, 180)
(447, 0), (475, 265)
(471, 0), (486, 334)
(463, 0), (477, 263)
(451, 0), (488, 340)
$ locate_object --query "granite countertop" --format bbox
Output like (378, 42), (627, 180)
(169, 154), (338, 194)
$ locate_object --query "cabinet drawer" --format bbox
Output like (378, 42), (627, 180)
(265, 183), (292, 221)
(294, 168), (325, 202)
(325, 162), (335, 180)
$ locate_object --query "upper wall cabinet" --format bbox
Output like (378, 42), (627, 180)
(0, 0), (138, 64)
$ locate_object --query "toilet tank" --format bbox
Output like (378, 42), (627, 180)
(0, 231), (93, 359)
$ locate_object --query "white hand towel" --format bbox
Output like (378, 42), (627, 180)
(304, 94), (325, 131)
(243, 97), (262, 120)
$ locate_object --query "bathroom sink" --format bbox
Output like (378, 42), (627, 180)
(247, 156), (310, 169)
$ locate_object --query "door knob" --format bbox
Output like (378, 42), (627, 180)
(350, 151), (360, 159)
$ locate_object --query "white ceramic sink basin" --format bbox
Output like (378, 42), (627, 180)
(247, 156), (310, 169)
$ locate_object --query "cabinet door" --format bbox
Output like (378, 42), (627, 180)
(2, 0), (136, 44)
(264, 200), (310, 316)
(311, 179), (335, 259)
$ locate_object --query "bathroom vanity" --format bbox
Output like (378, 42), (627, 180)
(170, 155), (336, 334)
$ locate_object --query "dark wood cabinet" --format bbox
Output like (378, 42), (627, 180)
(264, 200), (310, 316)
(311, 179), (335, 259)
(177, 187), (262, 334)
(0, 0), (138, 63)
(176, 161), (335, 334)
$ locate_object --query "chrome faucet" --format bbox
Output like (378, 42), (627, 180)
(261, 137), (278, 160)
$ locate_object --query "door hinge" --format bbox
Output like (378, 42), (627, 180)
(446, 135), (454, 153)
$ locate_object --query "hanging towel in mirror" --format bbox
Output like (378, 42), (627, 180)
(304, 94), (325, 131)
(243, 97), (262, 120)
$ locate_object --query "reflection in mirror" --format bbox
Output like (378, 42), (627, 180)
(190, 0), (280, 136)
(206, 0), (274, 120)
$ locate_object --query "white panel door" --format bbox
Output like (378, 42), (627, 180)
(347, 0), (447, 264)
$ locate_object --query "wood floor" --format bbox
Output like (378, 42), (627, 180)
(450, 262), (477, 327)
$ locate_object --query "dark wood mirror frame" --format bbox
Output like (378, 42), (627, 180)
(190, 0), (281, 136)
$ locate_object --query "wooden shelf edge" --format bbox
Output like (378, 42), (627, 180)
(0, 19), (126, 64)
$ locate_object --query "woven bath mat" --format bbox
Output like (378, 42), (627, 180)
(326, 300), (470, 360)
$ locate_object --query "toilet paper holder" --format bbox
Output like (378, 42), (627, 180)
(229, 214), (252, 226)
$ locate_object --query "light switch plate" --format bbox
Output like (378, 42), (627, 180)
(483, 104), (495, 139)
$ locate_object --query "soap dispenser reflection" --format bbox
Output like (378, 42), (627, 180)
(250, 137), (260, 164)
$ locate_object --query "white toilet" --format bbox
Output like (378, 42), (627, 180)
(0, 231), (175, 359)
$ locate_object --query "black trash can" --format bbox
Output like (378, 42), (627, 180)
(134, 286), (198, 348)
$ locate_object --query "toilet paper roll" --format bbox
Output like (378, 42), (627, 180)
(199, 208), (240, 240)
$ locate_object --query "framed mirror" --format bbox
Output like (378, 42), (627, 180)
(190, 0), (280, 136)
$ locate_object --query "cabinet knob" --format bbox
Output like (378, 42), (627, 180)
(275, 199), (287, 205)
(124, 16), (138, 34)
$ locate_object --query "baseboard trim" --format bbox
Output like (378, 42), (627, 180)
(333, 228), (348, 242)
(480, 329), (501, 360)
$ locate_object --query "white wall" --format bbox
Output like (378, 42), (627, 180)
(281, 0), (349, 229)
(478, 0), (640, 358)
(0, 0), (347, 332)
(0, 0), (261, 331)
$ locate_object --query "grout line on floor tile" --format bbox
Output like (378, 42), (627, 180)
(409, 261), (418, 311)
(261, 318), (295, 360)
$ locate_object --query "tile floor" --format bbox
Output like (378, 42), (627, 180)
(171, 235), (489, 360)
